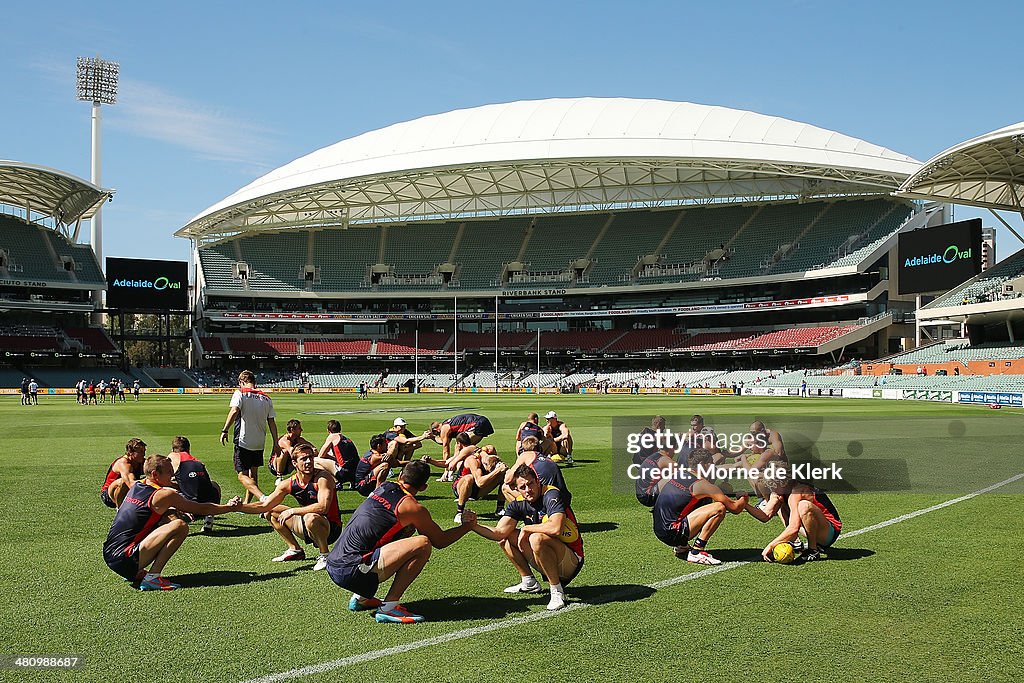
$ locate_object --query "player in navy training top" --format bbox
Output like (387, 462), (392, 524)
(168, 436), (222, 533)
(651, 448), (761, 565)
(317, 420), (360, 487)
(326, 461), (478, 624)
(634, 448), (674, 507)
(428, 413), (495, 478)
(102, 455), (239, 590)
(238, 444), (342, 571)
(470, 464), (584, 611)
(633, 416), (668, 465)
(353, 434), (392, 496)
(515, 412), (544, 453)
(502, 436), (572, 510)
(383, 417), (432, 463)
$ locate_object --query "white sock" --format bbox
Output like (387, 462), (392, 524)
(522, 575), (539, 587)
(380, 600), (398, 612)
(550, 582), (563, 595)
(143, 572), (160, 582)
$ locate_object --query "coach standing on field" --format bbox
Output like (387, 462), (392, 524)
(221, 370), (280, 504)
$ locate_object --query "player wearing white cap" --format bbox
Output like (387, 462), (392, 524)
(543, 411), (573, 466)
(384, 418), (433, 465)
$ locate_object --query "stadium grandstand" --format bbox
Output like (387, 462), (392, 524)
(178, 97), (973, 385)
(0, 161), (146, 385)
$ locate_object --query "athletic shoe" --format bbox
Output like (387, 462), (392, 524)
(453, 513), (463, 525)
(374, 604), (425, 624)
(503, 580), (542, 594)
(563, 455), (574, 467)
(686, 550), (723, 566)
(791, 538), (805, 553)
(271, 548), (305, 562)
(800, 548), (823, 562)
(202, 516), (214, 533)
(348, 595), (383, 612)
(313, 554), (329, 571)
(139, 576), (180, 591)
(546, 593), (567, 611)
(550, 454), (565, 463)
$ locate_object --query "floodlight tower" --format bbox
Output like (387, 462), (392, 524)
(76, 56), (119, 274)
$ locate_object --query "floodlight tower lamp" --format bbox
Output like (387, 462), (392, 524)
(76, 55), (119, 271)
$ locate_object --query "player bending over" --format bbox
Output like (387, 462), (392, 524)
(326, 461), (478, 623)
(760, 465), (842, 563)
(427, 413), (495, 481)
(471, 465), (584, 611)
(452, 440), (507, 523)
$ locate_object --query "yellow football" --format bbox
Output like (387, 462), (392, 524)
(773, 542), (796, 564)
(542, 514), (579, 544)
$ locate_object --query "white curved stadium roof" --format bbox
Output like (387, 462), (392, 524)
(0, 160), (112, 233)
(179, 98), (920, 244)
(898, 121), (1024, 213)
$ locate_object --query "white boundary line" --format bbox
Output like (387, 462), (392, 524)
(240, 473), (1024, 683)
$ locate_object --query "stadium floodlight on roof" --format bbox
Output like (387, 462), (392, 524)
(76, 56), (119, 105)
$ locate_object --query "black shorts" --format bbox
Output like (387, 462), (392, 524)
(104, 547), (142, 582)
(233, 446), (264, 472)
(354, 477), (378, 496)
(334, 465), (357, 488)
(100, 489), (116, 508)
(267, 456), (293, 478)
(299, 516), (343, 546)
(655, 519), (690, 548)
(327, 550), (381, 597)
(472, 418), (494, 438)
(452, 475), (480, 500)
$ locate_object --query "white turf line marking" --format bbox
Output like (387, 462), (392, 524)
(240, 472), (1024, 683)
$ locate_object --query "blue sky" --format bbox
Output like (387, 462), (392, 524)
(2, 1), (1022, 263)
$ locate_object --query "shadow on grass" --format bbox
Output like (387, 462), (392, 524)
(568, 459), (599, 464)
(171, 569), (300, 588)
(577, 521), (619, 534)
(700, 546), (876, 563)
(400, 594), (534, 621)
(199, 523), (271, 538)
(569, 583), (656, 604)
(820, 547), (875, 561)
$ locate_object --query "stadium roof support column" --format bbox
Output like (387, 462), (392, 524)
(987, 209), (1024, 247)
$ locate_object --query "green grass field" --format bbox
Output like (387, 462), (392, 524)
(2, 393), (1022, 682)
